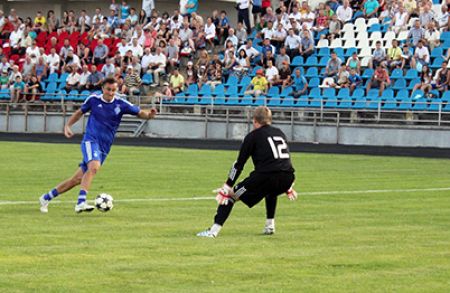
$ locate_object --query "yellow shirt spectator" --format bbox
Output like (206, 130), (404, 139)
(35, 16), (46, 26)
(251, 75), (269, 92)
(388, 47), (402, 61)
(170, 73), (185, 91)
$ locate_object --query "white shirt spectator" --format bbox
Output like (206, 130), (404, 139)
(102, 63), (115, 77)
(204, 23), (216, 39)
(238, 45), (259, 59)
(336, 6), (353, 23)
(262, 27), (276, 40)
(301, 12), (315, 29)
(225, 35), (239, 48)
(154, 53), (167, 69)
(118, 43), (131, 57)
(92, 13), (104, 24)
(284, 34), (301, 49)
(180, 0), (188, 15)
(129, 44), (144, 58)
(79, 15), (91, 27)
(415, 46), (430, 63)
(265, 66), (279, 82)
(289, 12), (302, 21)
(393, 11), (408, 28)
(141, 53), (152, 71)
(273, 28), (287, 41)
(66, 72), (81, 86)
(237, 0), (250, 9)
(9, 29), (23, 47)
(26, 46), (41, 58)
(46, 53), (60, 73)
(79, 71), (91, 86)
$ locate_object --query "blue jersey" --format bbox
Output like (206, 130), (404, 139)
(80, 94), (140, 154)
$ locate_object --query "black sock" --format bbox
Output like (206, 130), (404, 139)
(213, 201), (235, 226)
(265, 195), (277, 219)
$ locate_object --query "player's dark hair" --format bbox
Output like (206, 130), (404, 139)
(253, 106), (272, 125)
(103, 77), (117, 86)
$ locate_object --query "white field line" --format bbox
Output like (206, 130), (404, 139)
(0, 187), (449, 206)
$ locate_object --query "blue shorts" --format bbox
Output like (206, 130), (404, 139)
(79, 141), (108, 173)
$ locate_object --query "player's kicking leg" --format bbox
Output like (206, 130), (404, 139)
(74, 160), (100, 213)
(39, 168), (84, 213)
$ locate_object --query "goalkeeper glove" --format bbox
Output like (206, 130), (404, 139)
(213, 184), (233, 205)
(286, 185), (298, 201)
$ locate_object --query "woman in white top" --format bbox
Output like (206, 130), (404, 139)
(233, 49), (250, 77)
(204, 17), (216, 51)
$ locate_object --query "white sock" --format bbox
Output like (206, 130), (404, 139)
(210, 224), (222, 236)
(266, 218), (275, 228)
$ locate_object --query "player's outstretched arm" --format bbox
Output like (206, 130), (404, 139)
(64, 109), (83, 138)
(137, 108), (157, 120)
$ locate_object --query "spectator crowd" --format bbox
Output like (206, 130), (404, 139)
(0, 0), (450, 103)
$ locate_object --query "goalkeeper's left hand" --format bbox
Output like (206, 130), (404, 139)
(213, 184), (233, 205)
(286, 185), (298, 201)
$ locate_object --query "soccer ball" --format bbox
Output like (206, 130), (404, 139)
(95, 193), (114, 212)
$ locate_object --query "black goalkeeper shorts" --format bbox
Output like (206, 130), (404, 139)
(233, 171), (295, 208)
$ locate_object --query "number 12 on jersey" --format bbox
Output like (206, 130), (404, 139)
(268, 136), (290, 159)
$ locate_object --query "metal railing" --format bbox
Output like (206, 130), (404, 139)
(2, 94), (450, 128)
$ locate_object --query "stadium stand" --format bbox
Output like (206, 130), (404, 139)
(0, 0), (450, 113)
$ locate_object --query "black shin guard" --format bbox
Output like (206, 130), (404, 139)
(265, 195), (277, 219)
(213, 201), (235, 226)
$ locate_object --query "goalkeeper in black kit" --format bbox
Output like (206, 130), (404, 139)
(197, 106), (298, 238)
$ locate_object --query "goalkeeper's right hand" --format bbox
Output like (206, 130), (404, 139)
(286, 185), (298, 201)
(213, 184), (233, 205)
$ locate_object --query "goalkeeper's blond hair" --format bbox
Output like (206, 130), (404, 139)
(253, 106), (272, 125)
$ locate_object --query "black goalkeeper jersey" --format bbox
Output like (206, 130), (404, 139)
(226, 124), (295, 187)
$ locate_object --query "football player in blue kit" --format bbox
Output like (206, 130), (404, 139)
(39, 77), (157, 213)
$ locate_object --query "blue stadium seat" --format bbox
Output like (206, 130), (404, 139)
(392, 78), (407, 90)
(352, 97), (367, 109)
(305, 67), (319, 78)
(382, 97), (397, 110)
(381, 89), (394, 99)
(212, 84), (225, 96)
(404, 69), (419, 79)
(317, 47), (330, 57)
(319, 56), (330, 67)
(352, 88), (365, 98)
(57, 72), (69, 83)
(267, 86), (280, 98)
(267, 96), (282, 106)
(225, 85), (238, 97)
(366, 97), (381, 109)
(427, 99), (442, 111)
(304, 56), (318, 67)
(308, 96), (322, 108)
(324, 97), (338, 108)
(141, 73), (153, 85)
(367, 24), (381, 33)
(224, 75), (238, 87)
(213, 95), (226, 105)
(430, 57), (444, 69)
(412, 97), (427, 111)
(291, 56), (304, 67)
(198, 95), (213, 105)
(47, 73), (58, 83)
(238, 76), (252, 88)
(431, 47), (443, 58)
(397, 98), (412, 110)
(337, 88), (350, 98)
(185, 84), (198, 96)
(337, 96), (353, 108)
(323, 88), (335, 98)
(296, 95), (309, 107)
(390, 68), (404, 80)
(279, 96), (293, 106)
(198, 84), (212, 96)
(362, 69), (374, 79)
(0, 88), (9, 100)
(366, 89), (380, 98)
(67, 89), (79, 101)
(308, 77), (320, 88)
(345, 48), (358, 57)
(280, 86), (293, 97)
(408, 78), (421, 90)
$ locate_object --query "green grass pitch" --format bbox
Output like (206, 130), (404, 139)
(1, 141), (450, 292)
